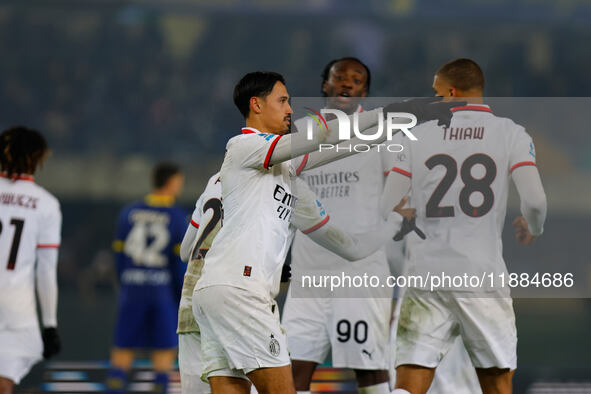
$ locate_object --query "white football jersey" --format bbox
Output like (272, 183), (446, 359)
(291, 115), (393, 275)
(196, 127), (297, 299)
(0, 175), (61, 329)
(392, 104), (537, 285)
(178, 172), (222, 334)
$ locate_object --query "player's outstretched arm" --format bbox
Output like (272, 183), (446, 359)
(268, 109), (382, 166)
(304, 197), (414, 261)
(379, 170), (412, 219)
(36, 247), (61, 358)
(511, 165), (547, 244)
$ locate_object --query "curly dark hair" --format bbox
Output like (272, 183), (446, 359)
(0, 126), (48, 178)
(321, 57), (371, 95)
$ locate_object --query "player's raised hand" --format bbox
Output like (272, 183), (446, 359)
(42, 327), (62, 359)
(393, 196), (415, 221)
(513, 216), (536, 245)
(383, 97), (467, 128)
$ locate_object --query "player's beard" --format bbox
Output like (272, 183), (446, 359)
(282, 115), (292, 135)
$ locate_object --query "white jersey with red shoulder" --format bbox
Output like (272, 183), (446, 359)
(392, 104), (537, 281)
(291, 113), (393, 274)
(195, 127), (295, 299)
(0, 174), (61, 329)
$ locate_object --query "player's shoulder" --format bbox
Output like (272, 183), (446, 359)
(204, 172), (222, 194)
(227, 130), (277, 149)
(28, 182), (61, 212)
(205, 172), (221, 188)
(119, 200), (144, 217)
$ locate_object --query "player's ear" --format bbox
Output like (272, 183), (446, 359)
(250, 97), (262, 114)
(322, 81), (328, 96)
(449, 87), (457, 97)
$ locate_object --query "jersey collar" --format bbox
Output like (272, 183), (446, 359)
(0, 173), (35, 182)
(145, 194), (175, 207)
(242, 127), (260, 134)
(450, 104), (492, 114)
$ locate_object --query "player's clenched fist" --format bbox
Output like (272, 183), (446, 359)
(513, 216), (536, 245)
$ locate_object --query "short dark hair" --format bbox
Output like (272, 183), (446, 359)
(436, 58), (485, 92)
(152, 161), (181, 189)
(233, 72), (286, 119)
(0, 126), (48, 178)
(321, 57), (371, 95)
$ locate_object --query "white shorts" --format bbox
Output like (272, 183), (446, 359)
(0, 327), (42, 384)
(192, 285), (290, 380)
(395, 288), (517, 370)
(178, 332), (211, 394)
(282, 290), (392, 370)
(0, 354), (39, 384)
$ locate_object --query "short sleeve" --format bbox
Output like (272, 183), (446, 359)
(389, 132), (412, 178)
(229, 133), (282, 170)
(509, 126), (537, 173)
(37, 199), (62, 249)
(291, 178), (330, 234)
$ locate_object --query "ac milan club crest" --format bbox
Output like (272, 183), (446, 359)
(268, 334), (280, 357)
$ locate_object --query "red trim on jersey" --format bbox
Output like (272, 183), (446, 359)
(302, 215), (330, 234)
(37, 244), (59, 249)
(391, 167), (412, 178)
(263, 136), (282, 169)
(450, 105), (493, 113)
(190, 219), (199, 228)
(0, 173), (35, 182)
(306, 108), (329, 132)
(384, 170), (390, 176)
(510, 161), (536, 173)
(241, 127), (258, 134)
(296, 154), (309, 176)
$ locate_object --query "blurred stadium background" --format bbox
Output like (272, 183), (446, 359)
(3, 0), (591, 392)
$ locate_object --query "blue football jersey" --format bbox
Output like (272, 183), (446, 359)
(112, 194), (188, 299)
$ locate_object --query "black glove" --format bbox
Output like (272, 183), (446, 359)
(383, 97), (467, 128)
(280, 263), (291, 283)
(393, 217), (427, 241)
(42, 327), (61, 359)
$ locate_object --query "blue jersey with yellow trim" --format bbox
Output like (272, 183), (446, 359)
(112, 194), (188, 299)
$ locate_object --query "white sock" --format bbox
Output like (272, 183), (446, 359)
(392, 389), (411, 394)
(296, 391), (311, 394)
(358, 382), (391, 394)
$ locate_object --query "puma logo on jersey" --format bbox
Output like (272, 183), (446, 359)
(442, 126), (485, 140)
(362, 349), (373, 359)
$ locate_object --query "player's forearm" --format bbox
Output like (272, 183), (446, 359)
(380, 171), (411, 219)
(306, 212), (403, 261)
(180, 225), (199, 262)
(36, 248), (59, 327)
(512, 165), (547, 236)
(298, 125), (392, 171)
(270, 109), (382, 166)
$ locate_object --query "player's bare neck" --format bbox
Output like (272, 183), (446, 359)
(454, 90), (483, 103)
(245, 119), (281, 135)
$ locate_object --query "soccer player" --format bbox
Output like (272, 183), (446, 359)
(284, 57), (396, 394)
(386, 58), (547, 394)
(107, 162), (188, 394)
(178, 171), (413, 393)
(0, 126), (62, 394)
(192, 71), (458, 394)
